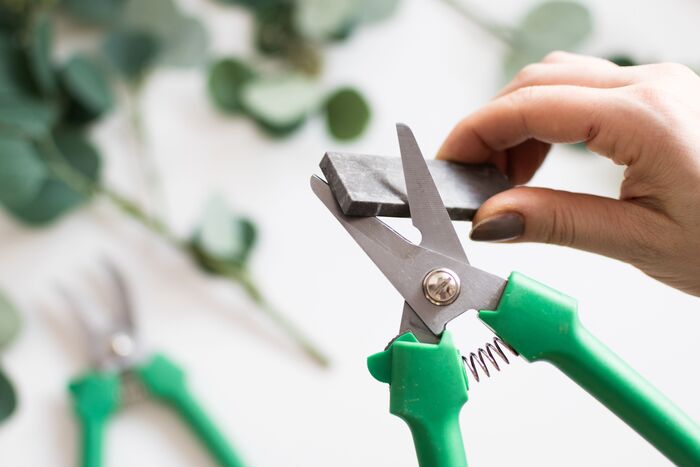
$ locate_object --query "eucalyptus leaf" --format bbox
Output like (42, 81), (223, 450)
(0, 137), (48, 209)
(517, 1), (592, 51)
(608, 55), (637, 67)
(103, 29), (159, 80)
(352, 0), (400, 24)
(294, 0), (358, 41)
(0, 290), (20, 351)
(0, 33), (33, 96)
(208, 58), (256, 113)
(61, 0), (125, 25)
(158, 16), (208, 67)
(27, 13), (56, 96)
(60, 54), (114, 122)
(503, 1), (592, 80)
(217, 0), (286, 10)
(241, 74), (322, 136)
(192, 196), (257, 268)
(324, 87), (370, 140)
(254, 3), (299, 56)
(0, 0), (31, 30)
(0, 95), (58, 138)
(0, 368), (16, 424)
(6, 129), (100, 225)
(122, 0), (180, 39)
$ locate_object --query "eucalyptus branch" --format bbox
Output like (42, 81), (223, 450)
(123, 81), (170, 229)
(440, 0), (515, 47)
(40, 135), (329, 368)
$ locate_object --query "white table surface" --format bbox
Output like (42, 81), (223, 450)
(1, 0), (699, 465)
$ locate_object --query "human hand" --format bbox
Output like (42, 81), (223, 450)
(438, 51), (700, 296)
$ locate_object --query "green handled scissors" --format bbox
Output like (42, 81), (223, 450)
(311, 123), (700, 466)
(61, 261), (245, 467)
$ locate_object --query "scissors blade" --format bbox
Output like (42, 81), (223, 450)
(311, 175), (420, 271)
(398, 302), (439, 344)
(312, 175), (506, 336)
(397, 123), (468, 263)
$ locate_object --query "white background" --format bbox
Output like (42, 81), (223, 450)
(2, 0), (700, 465)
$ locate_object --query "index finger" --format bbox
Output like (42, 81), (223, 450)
(437, 85), (623, 163)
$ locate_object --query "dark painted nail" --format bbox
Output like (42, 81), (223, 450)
(470, 212), (524, 242)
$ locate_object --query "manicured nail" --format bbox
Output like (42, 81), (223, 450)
(470, 212), (524, 242)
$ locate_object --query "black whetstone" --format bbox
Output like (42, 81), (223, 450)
(320, 152), (511, 221)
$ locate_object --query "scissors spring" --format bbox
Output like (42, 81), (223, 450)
(462, 337), (518, 383)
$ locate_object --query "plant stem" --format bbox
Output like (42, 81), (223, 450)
(440, 0), (516, 47)
(198, 257), (330, 368)
(41, 135), (330, 368)
(124, 81), (169, 231)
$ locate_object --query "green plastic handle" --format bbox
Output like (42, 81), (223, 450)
(368, 332), (469, 467)
(480, 272), (700, 466)
(138, 354), (245, 467)
(68, 373), (120, 467)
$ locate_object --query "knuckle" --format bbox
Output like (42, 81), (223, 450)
(628, 82), (669, 106)
(654, 62), (695, 78)
(509, 85), (538, 106)
(542, 50), (570, 63)
(513, 64), (541, 85)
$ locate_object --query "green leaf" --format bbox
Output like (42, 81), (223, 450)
(241, 74), (322, 136)
(0, 33), (33, 96)
(216, 0), (286, 10)
(0, 0), (32, 30)
(503, 1), (592, 80)
(208, 58), (256, 113)
(294, 0), (358, 41)
(158, 16), (209, 67)
(0, 95), (58, 138)
(324, 87), (370, 140)
(254, 3), (299, 56)
(191, 196), (257, 269)
(61, 0), (126, 25)
(60, 54), (114, 123)
(607, 55), (637, 67)
(518, 1), (592, 51)
(27, 13), (56, 96)
(121, 0), (208, 68)
(6, 129), (100, 225)
(122, 0), (181, 39)
(352, 0), (400, 24)
(0, 137), (48, 209)
(0, 368), (17, 424)
(103, 29), (160, 80)
(0, 290), (20, 351)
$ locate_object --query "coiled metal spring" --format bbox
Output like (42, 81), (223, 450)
(462, 337), (518, 382)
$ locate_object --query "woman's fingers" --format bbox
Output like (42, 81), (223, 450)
(468, 186), (668, 266)
(437, 85), (624, 164)
(497, 62), (635, 98)
(503, 138), (551, 185)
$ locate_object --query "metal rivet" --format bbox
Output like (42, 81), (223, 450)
(110, 332), (135, 358)
(422, 268), (461, 306)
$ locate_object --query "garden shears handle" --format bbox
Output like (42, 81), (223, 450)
(69, 373), (120, 467)
(138, 354), (245, 467)
(368, 332), (469, 467)
(480, 272), (700, 466)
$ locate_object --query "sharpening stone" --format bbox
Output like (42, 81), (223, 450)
(320, 152), (511, 221)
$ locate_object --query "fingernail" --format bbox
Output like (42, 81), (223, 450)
(470, 212), (524, 242)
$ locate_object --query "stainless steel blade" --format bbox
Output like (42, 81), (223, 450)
(396, 123), (468, 263)
(311, 175), (506, 335)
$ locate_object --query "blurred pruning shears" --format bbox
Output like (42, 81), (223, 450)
(311, 124), (700, 466)
(61, 261), (245, 467)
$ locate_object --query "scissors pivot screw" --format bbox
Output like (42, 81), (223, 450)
(422, 268), (461, 306)
(110, 332), (135, 358)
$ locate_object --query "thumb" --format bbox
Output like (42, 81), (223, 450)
(469, 187), (660, 264)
